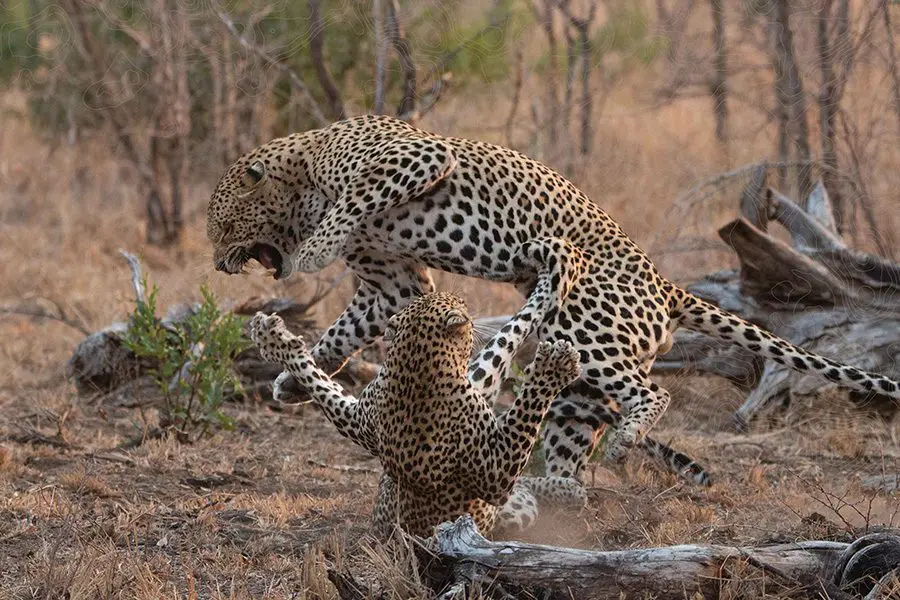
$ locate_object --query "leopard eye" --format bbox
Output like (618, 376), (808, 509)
(382, 326), (396, 343)
(242, 160), (266, 188)
(444, 310), (469, 329)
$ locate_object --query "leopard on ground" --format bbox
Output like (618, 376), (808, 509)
(209, 114), (900, 488)
(249, 278), (585, 537)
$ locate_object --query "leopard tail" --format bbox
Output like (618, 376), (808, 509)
(666, 284), (900, 403)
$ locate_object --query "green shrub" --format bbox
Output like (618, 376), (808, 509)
(124, 282), (249, 442)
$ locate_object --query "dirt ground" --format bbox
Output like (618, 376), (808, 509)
(1, 331), (898, 599)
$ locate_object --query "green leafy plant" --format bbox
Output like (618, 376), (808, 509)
(123, 282), (249, 442)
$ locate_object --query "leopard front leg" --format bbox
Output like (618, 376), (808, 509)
(470, 237), (588, 405)
(468, 275), (555, 405)
(291, 137), (457, 273)
(250, 312), (379, 455)
(274, 259), (434, 403)
(468, 341), (581, 505)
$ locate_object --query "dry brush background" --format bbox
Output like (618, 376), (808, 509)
(0, 1), (899, 598)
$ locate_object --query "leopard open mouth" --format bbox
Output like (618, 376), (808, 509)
(247, 243), (285, 279)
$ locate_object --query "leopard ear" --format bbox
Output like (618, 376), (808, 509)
(242, 160), (267, 189)
(444, 310), (469, 329)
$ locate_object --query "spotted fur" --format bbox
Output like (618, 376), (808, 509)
(249, 285), (583, 538)
(211, 115), (900, 487)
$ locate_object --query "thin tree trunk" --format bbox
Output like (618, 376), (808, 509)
(147, 135), (168, 245)
(308, 0), (345, 120)
(373, 0), (386, 115)
(504, 44), (524, 147)
(883, 0), (900, 136)
(563, 23), (576, 134)
(767, 7), (790, 190)
(774, 0), (813, 203)
(817, 0), (844, 234)
(223, 35), (239, 163)
(578, 22), (592, 156)
(540, 0), (559, 147)
(709, 0), (728, 152)
(557, 1), (596, 156)
(385, 0), (416, 117)
(168, 0), (190, 246)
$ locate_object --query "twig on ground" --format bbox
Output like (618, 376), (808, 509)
(8, 423), (78, 449)
(0, 297), (91, 336)
(306, 459), (378, 474)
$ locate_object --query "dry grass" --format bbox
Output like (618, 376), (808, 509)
(2, 14), (899, 595)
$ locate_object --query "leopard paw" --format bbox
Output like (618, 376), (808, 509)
(529, 340), (582, 389)
(604, 429), (637, 463)
(249, 312), (307, 364)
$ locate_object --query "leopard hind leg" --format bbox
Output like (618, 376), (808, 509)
(542, 391), (711, 486)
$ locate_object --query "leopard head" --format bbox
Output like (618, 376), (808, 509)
(207, 130), (329, 280)
(382, 293), (474, 381)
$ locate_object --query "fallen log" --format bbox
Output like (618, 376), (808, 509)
(66, 253), (378, 403)
(416, 516), (900, 600)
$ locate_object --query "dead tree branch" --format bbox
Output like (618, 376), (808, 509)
(0, 298), (91, 336)
(118, 250), (146, 304)
(216, 8), (329, 127)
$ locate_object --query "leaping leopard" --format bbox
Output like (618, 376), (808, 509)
(209, 114), (900, 487)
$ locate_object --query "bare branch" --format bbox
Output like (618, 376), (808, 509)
(0, 299), (92, 336)
(833, 0), (883, 103)
(118, 249), (146, 305)
(837, 111), (893, 258)
(215, 8), (329, 127)
(882, 0), (900, 136)
(402, 4), (509, 123)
